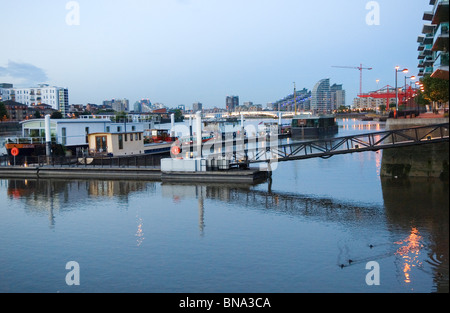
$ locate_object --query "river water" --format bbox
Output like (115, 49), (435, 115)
(0, 119), (448, 293)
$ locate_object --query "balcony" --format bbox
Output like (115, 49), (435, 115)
(423, 10), (434, 21)
(424, 67), (434, 75)
(434, 51), (449, 67)
(432, 0), (449, 25)
(418, 69), (424, 77)
(431, 51), (449, 79)
(422, 23), (436, 34)
(423, 34), (434, 44)
(432, 22), (449, 51)
(424, 56), (435, 66)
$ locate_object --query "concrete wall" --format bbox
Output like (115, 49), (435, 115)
(381, 118), (449, 179)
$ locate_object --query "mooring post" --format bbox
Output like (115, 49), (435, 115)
(45, 114), (52, 164)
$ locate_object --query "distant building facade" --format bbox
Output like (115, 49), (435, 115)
(0, 83), (69, 116)
(330, 84), (346, 110)
(226, 96), (239, 112)
(271, 88), (311, 112)
(103, 99), (129, 112)
(418, 0), (449, 80)
(193, 102), (203, 112)
(311, 78), (331, 113)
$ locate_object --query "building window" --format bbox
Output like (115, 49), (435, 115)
(106, 126), (110, 132)
(96, 136), (107, 153)
(118, 134), (123, 150)
(130, 133), (133, 141)
(62, 127), (67, 145)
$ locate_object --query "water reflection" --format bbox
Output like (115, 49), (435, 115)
(5, 179), (155, 227)
(136, 215), (145, 247)
(395, 227), (424, 284)
(381, 177), (449, 293)
(3, 176), (448, 292)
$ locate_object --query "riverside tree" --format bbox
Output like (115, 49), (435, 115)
(0, 102), (8, 121)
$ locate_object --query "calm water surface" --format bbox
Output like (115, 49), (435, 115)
(0, 119), (448, 293)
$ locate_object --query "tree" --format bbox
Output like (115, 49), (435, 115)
(114, 111), (128, 123)
(415, 90), (430, 107)
(421, 76), (449, 104)
(51, 111), (63, 119)
(172, 109), (185, 122)
(34, 111), (42, 119)
(0, 102), (8, 121)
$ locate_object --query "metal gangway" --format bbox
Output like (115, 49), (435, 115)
(201, 123), (449, 167)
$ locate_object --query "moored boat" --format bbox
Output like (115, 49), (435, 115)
(291, 114), (338, 138)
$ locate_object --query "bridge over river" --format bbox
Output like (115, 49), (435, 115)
(199, 123), (449, 168)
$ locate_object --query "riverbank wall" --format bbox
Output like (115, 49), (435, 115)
(380, 118), (449, 179)
(0, 165), (269, 184)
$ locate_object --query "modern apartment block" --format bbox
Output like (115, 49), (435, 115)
(226, 95), (239, 112)
(330, 83), (346, 110)
(418, 0), (449, 80)
(192, 102), (203, 112)
(311, 78), (331, 113)
(103, 99), (129, 112)
(352, 96), (395, 111)
(0, 83), (69, 115)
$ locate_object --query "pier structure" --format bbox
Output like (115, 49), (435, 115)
(1, 114), (448, 183)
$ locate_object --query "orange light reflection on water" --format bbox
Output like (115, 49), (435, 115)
(395, 227), (424, 284)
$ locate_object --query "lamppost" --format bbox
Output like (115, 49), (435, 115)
(405, 75), (416, 110)
(415, 81), (421, 114)
(395, 66), (409, 113)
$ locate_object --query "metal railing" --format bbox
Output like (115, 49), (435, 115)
(0, 152), (168, 168)
(206, 123), (450, 165)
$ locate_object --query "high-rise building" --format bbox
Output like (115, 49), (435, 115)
(133, 101), (142, 113)
(193, 102), (203, 112)
(104, 99), (129, 112)
(418, 0), (449, 79)
(226, 96), (239, 112)
(0, 83), (69, 115)
(0, 83), (13, 102)
(330, 84), (346, 110)
(311, 79), (331, 113)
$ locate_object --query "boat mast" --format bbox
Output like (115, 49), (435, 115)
(294, 82), (297, 115)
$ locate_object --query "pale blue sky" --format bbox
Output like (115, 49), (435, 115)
(0, 0), (431, 108)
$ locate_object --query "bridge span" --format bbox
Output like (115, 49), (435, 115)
(199, 123), (449, 167)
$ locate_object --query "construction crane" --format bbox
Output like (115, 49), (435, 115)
(332, 64), (373, 96)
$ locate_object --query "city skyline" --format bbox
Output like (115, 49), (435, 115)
(0, 0), (430, 109)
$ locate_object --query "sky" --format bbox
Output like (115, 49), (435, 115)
(0, 0), (431, 109)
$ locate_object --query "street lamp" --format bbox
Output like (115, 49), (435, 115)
(395, 66), (408, 113)
(405, 75), (416, 110)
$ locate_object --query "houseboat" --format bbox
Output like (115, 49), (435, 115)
(5, 117), (153, 157)
(291, 114), (338, 138)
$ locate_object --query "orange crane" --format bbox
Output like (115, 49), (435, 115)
(332, 64), (373, 96)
